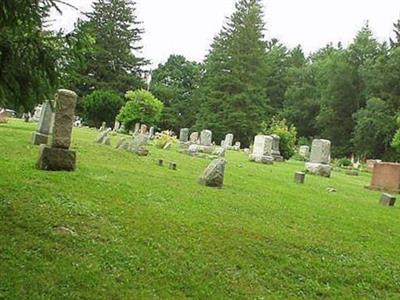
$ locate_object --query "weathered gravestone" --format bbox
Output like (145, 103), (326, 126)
(96, 128), (111, 144)
(179, 128), (189, 143)
(294, 172), (306, 184)
(200, 130), (212, 146)
(305, 139), (331, 177)
(212, 147), (226, 158)
(249, 135), (274, 164)
(370, 163), (400, 192)
(37, 89), (77, 171)
(299, 145), (310, 159)
(32, 100), (54, 145)
(134, 123), (140, 135)
(140, 124), (148, 135)
(190, 132), (199, 143)
(113, 120), (120, 132)
(99, 121), (107, 132)
(149, 127), (155, 139)
(199, 158), (227, 188)
(31, 105), (42, 122)
(130, 133), (149, 154)
(271, 134), (283, 161)
(224, 133), (234, 148)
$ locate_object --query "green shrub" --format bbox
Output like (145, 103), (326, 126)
(83, 90), (124, 128)
(337, 158), (352, 167)
(117, 89), (163, 130)
(261, 117), (297, 160)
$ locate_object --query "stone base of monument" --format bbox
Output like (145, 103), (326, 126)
(272, 154), (284, 162)
(380, 193), (396, 206)
(305, 163), (331, 177)
(249, 154), (274, 165)
(37, 144), (76, 171)
(32, 132), (50, 146)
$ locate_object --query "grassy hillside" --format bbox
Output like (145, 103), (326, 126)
(1, 119), (399, 299)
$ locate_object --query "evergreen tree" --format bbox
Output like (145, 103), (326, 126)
(390, 19), (400, 47)
(70, 0), (147, 97)
(0, 0), (61, 110)
(150, 55), (201, 131)
(196, 0), (268, 145)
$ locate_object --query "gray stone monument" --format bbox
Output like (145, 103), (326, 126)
(134, 123), (140, 135)
(179, 128), (189, 143)
(249, 135), (274, 164)
(37, 89), (77, 171)
(99, 121), (107, 132)
(113, 120), (120, 132)
(224, 133), (234, 148)
(96, 128), (111, 144)
(199, 158), (227, 188)
(200, 130), (212, 146)
(149, 127), (155, 139)
(380, 193), (396, 206)
(271, 134), (283, 161)
(190, 132), (199, 143)
(294, 172), (306, 184)
(32, 100), (54, 145)
(299, 145), (310, 159)
(305, 139), (331, 177)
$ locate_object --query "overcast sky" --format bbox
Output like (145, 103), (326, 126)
(51, 0), (400, 68)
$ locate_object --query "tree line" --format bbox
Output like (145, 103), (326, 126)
(1, 0), (400, 159)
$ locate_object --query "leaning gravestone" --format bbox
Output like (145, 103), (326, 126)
(32, 100), (54, 145)
(200, 130), (212, 146)
(199, 158), (227, 188)
(305, 139), (331, 177)
(249, 135), (273, 164)
(37, 89), (77, 171)
(179, 128), (189, 143)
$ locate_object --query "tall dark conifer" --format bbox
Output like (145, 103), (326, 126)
(196, 0), (268, 145)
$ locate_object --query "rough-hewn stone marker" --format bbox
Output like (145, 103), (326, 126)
(380, 193), (396, 206)
(199, 158), (227, 188)
(37, 89), (77, 171)
(32, 100), (54, 145)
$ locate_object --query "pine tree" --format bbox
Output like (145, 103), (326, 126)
(196, 0), (268, 145)
(390, 19), (400, 47)
(71, 0), (147, 96)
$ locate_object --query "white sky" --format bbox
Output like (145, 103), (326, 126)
(51, 0), (400, 68)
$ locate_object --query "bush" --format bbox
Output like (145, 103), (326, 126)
(83, 90), (124, 128)
(337, 158), (352, 167)
(261, 117), (297, 160)
(117, 89), (163, 130)
(154, 131), (177, 149)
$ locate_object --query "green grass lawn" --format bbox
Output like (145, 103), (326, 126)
(1, 119), (400, 299)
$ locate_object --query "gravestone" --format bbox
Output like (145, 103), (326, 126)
(149, 127), (155, 139)
(113, 120), (120, 132)
(305, 139), (331, 177)
(190, 132), (199, 143)
(200, 130), (212, 146)
(31, 104), (42, 122)
(294, 172), (306, 184)
(179, 128), (189, 143)
(212, 147), (226, 158)
(224, 133), (234, 148)
(299, 145), (310, 159)
(37, 89), (77, 171)
(99, 121), (107, 132)
(370, 163), (400, 192)
(32, 100), (54, 145)
(96, 128), (111, 144)
(134, 123), (140, 135)
(140, 124), (148, 135)
(232, 141), (241, 151)
(199, 158), (227, 188)
(271, 134), (283, 161)
(130, 133), (148, 153)
(380, 193), (396, 206)
(116, 138), (127, 149)
(249, 135), (274, 164)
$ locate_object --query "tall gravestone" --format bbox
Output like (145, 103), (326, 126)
(134, 123), (140, 135)
(305, 139), (331, 177)
(190, 132), (199, 143)
(179, 128), (189, 143)
(32, 100), (54, 145)
(299, 145), (310, 159)
(37, 89), (77, 171)
(249, 135), (273, 164)
(200, 130), (212, 146)
(224, 133), (234, 148)
(113, 120), (120, 132)
(271, 134), (283, 161)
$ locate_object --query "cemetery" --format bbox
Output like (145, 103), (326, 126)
(2, 0), (400, 299)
